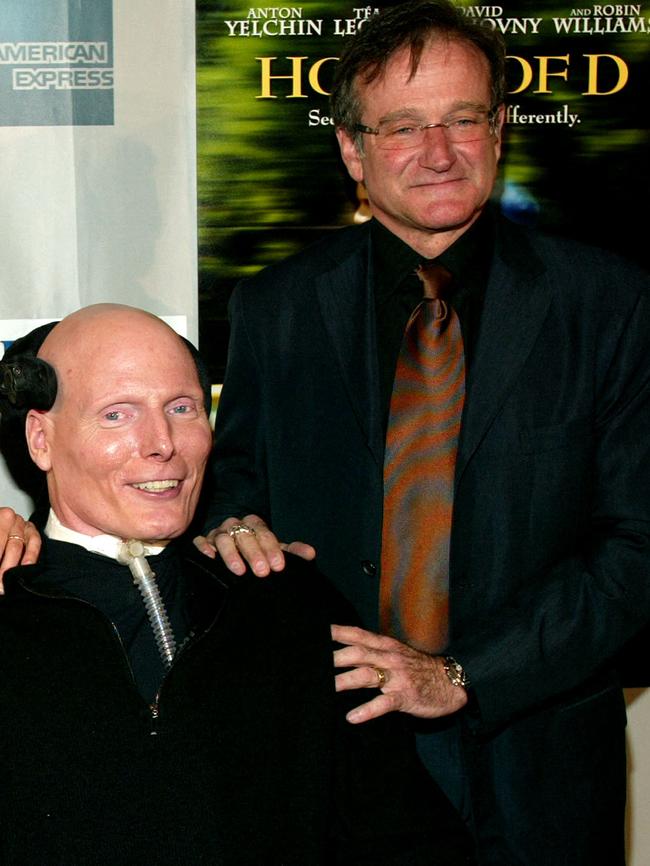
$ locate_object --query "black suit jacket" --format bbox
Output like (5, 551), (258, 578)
(207, 215), (650, 865)
(0, 541), (472, 865)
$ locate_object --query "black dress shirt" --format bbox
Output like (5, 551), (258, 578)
(371, 210), (494, 426)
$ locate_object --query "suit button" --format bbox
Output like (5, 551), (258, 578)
(361, 560), (377, 577)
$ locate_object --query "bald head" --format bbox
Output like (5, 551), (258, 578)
(39, 304), (184, 404)
(26, 304), (213, 544)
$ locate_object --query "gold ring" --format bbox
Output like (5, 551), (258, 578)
(375, 667), (387, 688)
(8, 535), (25, 544)
(227, 523), (256, 540)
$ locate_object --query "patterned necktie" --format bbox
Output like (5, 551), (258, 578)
(380, 263), (465, 654)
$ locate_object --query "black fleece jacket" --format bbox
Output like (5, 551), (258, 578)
(0, 539), (473, 866)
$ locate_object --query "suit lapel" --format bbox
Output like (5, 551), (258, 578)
(316, 228), (383, 466)
(312, 219), (552, 477)
(456, 222), (552, 485)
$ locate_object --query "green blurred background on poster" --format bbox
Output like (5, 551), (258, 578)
(196, 1), (649, 379)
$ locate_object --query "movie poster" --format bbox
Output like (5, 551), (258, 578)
(196, 0), (649, 378)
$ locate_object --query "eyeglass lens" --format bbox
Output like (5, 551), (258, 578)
(375, 114), (493, 149)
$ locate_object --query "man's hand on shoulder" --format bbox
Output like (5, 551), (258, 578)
(0, 508), (42, 590)
(193, 514), (316, 577)
(332, 624), (468, 724)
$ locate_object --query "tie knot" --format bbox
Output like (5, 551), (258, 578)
(415, 262), (452, 300)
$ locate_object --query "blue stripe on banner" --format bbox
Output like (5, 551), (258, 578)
(0, 0), (114, 126)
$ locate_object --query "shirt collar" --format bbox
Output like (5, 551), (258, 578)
(45, 509), (166, 561)
(371, 219), (420, 294)
(371, 207), (495, 300)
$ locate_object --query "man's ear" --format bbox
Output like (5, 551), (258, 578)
(25, 410), (53, 472)
(336, 127), (364, 184)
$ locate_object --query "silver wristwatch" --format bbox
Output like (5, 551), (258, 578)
(443, 655), (470, 689)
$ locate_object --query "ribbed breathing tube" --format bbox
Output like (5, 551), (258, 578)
(117, 538), (177, 670)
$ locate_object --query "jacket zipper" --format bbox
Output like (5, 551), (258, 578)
(18, 573), (226, 733)
(19, 583), (166, 731)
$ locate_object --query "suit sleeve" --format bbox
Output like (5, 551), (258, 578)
(202, 283), (271, 532)
(450, 283), (650, 731)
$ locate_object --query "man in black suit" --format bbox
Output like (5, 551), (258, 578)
(194, 3), (650, 864)
(0, 304), (472, 864)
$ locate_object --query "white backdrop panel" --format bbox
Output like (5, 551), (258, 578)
(0, 0), (196, 512)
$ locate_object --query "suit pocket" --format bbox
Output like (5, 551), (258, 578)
(519, 417), (592, 455)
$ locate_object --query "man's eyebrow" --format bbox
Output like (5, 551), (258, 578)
(162, 391), (207, 411)
(84, 396), (139, 415)
(165, 393), (203, 404)
(448, 100), (490, 112)
(377, 108), (427, 124)
(91, 397), (136, 408)
(376, 101), (491, 125)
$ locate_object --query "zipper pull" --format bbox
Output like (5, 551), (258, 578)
(149, 702), (160, 735)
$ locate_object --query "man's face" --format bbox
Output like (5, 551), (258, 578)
(28, 311), (212, 544)
(337, 38), (504, 253)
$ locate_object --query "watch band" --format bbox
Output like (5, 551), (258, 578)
(443, 655), (470, 689)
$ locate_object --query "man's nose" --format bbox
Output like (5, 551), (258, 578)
(141, 414), (175, 460)
(418, 125), (456, 171)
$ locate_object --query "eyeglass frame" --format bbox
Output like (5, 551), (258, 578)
(354, 107), (500, 149)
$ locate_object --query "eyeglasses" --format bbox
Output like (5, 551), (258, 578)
(355, 109), (498, 150)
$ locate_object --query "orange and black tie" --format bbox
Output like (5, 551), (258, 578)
(380, 263), (465, 654)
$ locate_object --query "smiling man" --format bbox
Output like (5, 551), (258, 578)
(2, 3), (650, 863)
(28, 305), (211, 546)
(198, 3), (650, 865)
(0, 304), (473, 865)
(335, 38), (503, 256)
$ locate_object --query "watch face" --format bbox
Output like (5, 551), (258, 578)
(444, 657), (468, 687)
